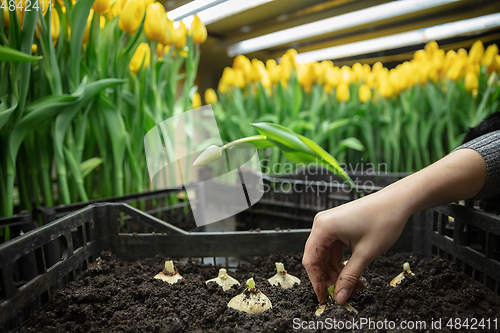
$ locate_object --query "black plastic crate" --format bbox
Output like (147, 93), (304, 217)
(1, 179), (499, 331)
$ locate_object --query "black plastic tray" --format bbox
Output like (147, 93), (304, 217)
(1, 177), (499, 331)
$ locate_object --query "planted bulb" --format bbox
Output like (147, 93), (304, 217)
(154, 260), (183, 284)
(206, 268), (240, 291)
(227, 278), (272, 314)
(268, 262), (301, 289)
(390, 262), (415, 287)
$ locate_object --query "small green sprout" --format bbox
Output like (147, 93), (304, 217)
(228, 277), (272, 314)
(246, 277), (256, 289)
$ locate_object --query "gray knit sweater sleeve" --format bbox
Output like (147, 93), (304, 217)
(454, 129), (500, 200)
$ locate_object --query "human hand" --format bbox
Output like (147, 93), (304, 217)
(302, 189), (411, 305)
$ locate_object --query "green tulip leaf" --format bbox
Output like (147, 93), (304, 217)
(0, 95), (18, 131)
(0, 46), (42, 62)
(339, 137), (365, 152)
(298, 134), (353, 184)
(252, 122), (315, 155)
(80, 157), (103, 178)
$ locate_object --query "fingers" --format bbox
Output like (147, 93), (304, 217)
(334, 252), (370, 305)
(302, 215), (337, 304)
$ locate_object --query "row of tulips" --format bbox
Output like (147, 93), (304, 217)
(209, 41), (500, 174)
(0, 0), (207, 219)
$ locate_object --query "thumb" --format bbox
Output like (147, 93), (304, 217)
(334, 252), (369, 305)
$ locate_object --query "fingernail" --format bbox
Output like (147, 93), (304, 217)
(336, 288), (349, 304)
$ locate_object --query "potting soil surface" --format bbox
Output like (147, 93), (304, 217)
(23, 252), (500, 332)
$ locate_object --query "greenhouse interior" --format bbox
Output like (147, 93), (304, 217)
(1, 0), (500, 331)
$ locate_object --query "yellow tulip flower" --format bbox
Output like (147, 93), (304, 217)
(378, 80), (392, 99)
(190, 14), (207, 44)
(51, 9), (61, 41)
(352, 63), (364, 83)
(233, 55), (252, 81)
(129, 43), (151, 74)
(205, 89), (218, 104)
(173, 21), (187, 49)
(280, 49), (297, 70)
(465, 71), (478, 92)
(144, 3), (168, 42)
(119, 0), (146, 35)
(424, 41), (439, 57)
(221, 67), (235, 87)
(325, 67), (340, 87)
(469, 40), (484, 64)
(446, 58), (466, 81)
(340, 66), (352, 84)
(218, 81), (228, 94)
(336, 82), (350, 102)
(323, 84), (333, 94)
(483, 44), (499, 73)
(234, 69), (246, 89)
(372, 62), (383, 73)
(82, 10), (94, 44)
(31, 44), (37, 54)
(92, 0), (112, 13)
(192, 92), (202, 108)
(156, 43), (165, 60)
(266, 59), (280, 84)
(359, 84), (371, 103)
(413, 49), (427, 63)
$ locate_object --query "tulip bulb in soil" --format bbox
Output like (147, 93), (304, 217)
(206, 268), (240, 291)
(154, 260), (183, 284)
(227, 278), (272, 314)
(390, 262), (415, 287)
(268, 262), (300, 289)
(315, 285), (358, 316)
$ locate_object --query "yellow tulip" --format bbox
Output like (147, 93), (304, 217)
(323, 84), (333, 94)
(413, 49), (427, 63)
(325, 66), (340, 87)
(280, 49), (297, 70)
(190, 14), (207, 44)
(446, 58), (466, 81)
(250, 59), (267, 82)
(483, 44), (499, 73)
(457, 48), (468, 61)
(372, 62), (383, 73)
(192, 92), (202, 108)
(442, 50), (457, 77)
(424, 41), (439, 57)
(221, 67), (235, 87)
(352, 63), (364, 83)
(156, 43), (165, 60)
(469, 40), (484, 64)
(267, 59), (280, 84)
(359, 84), (371, 103)
(279, 64), (291, 88)
(378, 79), (392, 98)
(31, 44), (37, 54)
(108, 0), (128, 19)
(340, 66), (352, 84)
(464, 71), (478, 92)
(218, 81), (228, 94)
(144, 3), (167, 42)
(233, 55), (252, 81)
(173, 21), (187, 48)
(205, 89), (218, 104)
(92, 0), (112, 13)
(129, 43), (151, 74)
(234, 69), (246, 89)
(82, 10), (94, 44)
(119, 0), (146, 35)
(336, 82), (350, 102)
(51, 9), (61, 41)
(298, 63), (315, 90)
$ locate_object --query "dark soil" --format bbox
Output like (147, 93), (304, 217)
(23, 252), (500, 332)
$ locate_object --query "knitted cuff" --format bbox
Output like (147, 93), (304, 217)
(454, 130), (500, 200)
